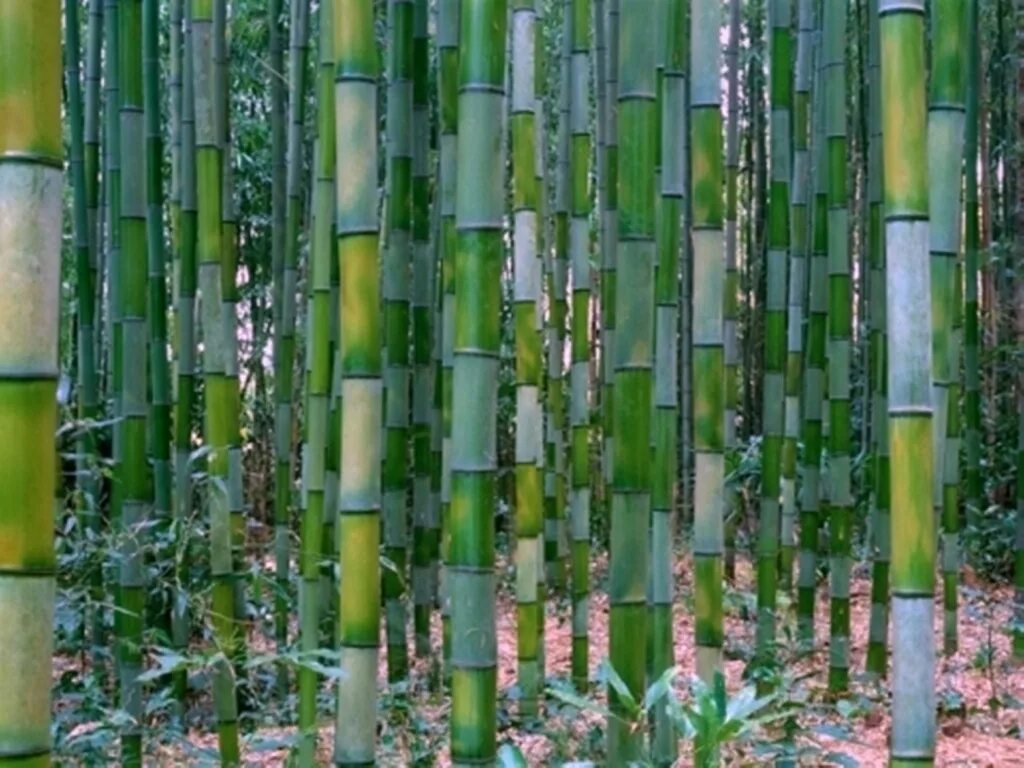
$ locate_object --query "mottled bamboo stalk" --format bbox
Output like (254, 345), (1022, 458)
(880, 1), (936, 762)
(0, 3), (61, 763)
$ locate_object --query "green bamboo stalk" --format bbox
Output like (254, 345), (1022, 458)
(533, 0), (549, 688)
(652, 1), (684, 761)
(824, 0), (851, 694)
(724, 0), (740, 584)
(192, 0), (240, 759)
(274, 0), (311, 674)
(170, 0), (182, 279)
(757, 0), (791, 671)
(546, 10), (570, 595)
(0, 3), (61, 764)
(963, 0), (982, 535)
(449, 1), (507, 762)
(782, 0), (810, 591)
(865, 0), (890, 678)
(690, 0), (725, 688)
(383, 0), (413, 683)
(333, 0), (382, 762)
(512, 0), (544, 718)
(593, 0), (606, 529)
(68, 0), (102, 665)
(438, 0), (459, 679)
(568, 0), (592, 695)
(105, 0), (121, 411)
(215, 0), (248, 691)
(410, 0), (435, 662)
(296, 3), (334, 762)
(268, 0), (285, 674)
(118, 2), (148, 760)
(880, 0), (935, 762)
(601, 0), (618, 541)
(608, 4), (656, 760)
(172, 7), (196, 707)
(144, 0), (172, 636)
(927, 0), (968, 658)
(798, 0), (826, 647)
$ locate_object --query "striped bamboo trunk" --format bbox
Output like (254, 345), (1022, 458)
(383, 0), (413, 683)
(865, 0), (890, 678)
(410, 0), (435, 662)
(438, 0), (459, 679)
(927, 0), (968, 657)
(511, 0), (544, 718)
(333, 0), (383, 763)
(690, 0), (725, 686)
(607, 3), (656, 761)
(651, 2), (684, 762)
(449, 1), (508, 762)
(296, 3), (335, 762)
(824, 0), (852, 693)
(568, 0), (592, 694)
(0, 3), (61, 764)
(119, 2), (148, 759)
(880, 1), (936, 762)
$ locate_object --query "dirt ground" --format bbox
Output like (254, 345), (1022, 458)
(65, 550), (1024, 766)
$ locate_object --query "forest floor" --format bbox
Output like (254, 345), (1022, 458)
(56, 546), (1024, 766)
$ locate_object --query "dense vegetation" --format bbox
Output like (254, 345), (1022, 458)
(0, 0), (1021, 765)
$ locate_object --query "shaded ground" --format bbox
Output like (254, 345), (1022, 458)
(57, 548), (1024, 766)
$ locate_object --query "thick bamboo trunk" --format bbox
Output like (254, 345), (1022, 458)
(928, 0), (968, 657)
(333, 1), (382, 763)
(511, 0), (544, 717)
(0, 3), (61, 763)
(880, 1), (936, 762)
(448, 1), (508, 761)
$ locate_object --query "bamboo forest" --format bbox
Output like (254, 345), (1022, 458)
(5, 0), (1024, 765)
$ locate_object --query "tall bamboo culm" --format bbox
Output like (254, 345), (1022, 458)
(69, 0), (103, 674)
(333, 0), (382, 763)
(296, 2), (334, 761)
(607, 4), (655, 761)
(144, 0), (172, 612)
(798, 0), (827, 647)
(84, 0), (107, 673)
(172, 6), (197, 706)
(880, 0), (936, 762)
(410, 0), (435, 662)
(192, 0), (240, 759)
(511, 0), (544, 718)
(274, 0), (311, 672)
(690, 0), (725, 686)
(723, 0), (741, 583)
(449, 0), (507, 762)
(0, 3), (61, 765)
(568, 0), (592, 694)
(824, 0), (852, 693)
(601, 0), (618, 545)
(383, 0), (413, 683)
(927, 0), (968, 657)
(963, 0), (982, 538)
(652, 1), (684, 762)
(865, 0), (890, 678)
(437, 0), (458, 678)
(119, 2), (148, 760)
(757, 0), (791, 669)
(782, 0), (810, 591)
